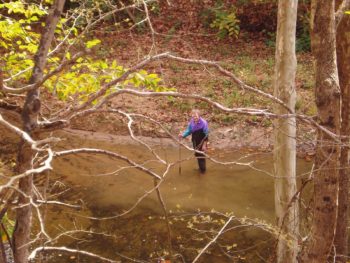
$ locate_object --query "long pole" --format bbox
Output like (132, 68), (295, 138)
(178, 143), (182, 175)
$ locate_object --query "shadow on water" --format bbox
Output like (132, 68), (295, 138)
(34, 131), (312, 262)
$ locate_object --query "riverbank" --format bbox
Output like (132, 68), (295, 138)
(0, 107), (315, 180)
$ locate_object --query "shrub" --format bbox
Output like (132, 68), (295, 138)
(200, 3), (240, 40)
(210, 7), (240, 39)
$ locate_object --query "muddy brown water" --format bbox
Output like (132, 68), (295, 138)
(33, 130), (312, 263)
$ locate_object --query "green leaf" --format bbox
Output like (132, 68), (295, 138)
(86, 39), (101, 48)
(30, 15), (38, 21)
(1, 213), (15, 242)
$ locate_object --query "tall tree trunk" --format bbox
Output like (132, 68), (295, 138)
(301, 0), (341, 262)
(13, 1), (65, 263)
(334, 10), (350, 262)
(273, 1), (299, 262)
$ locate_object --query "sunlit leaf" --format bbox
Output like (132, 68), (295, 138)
(86, 39), (101, 48)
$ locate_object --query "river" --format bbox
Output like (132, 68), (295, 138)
(32, 130), (312, 263)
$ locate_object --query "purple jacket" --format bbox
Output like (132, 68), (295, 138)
(182, 117), (209, 138)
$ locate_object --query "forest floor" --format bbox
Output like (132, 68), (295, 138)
(68, 29), (316, 159)
(1, 24), (316, 168)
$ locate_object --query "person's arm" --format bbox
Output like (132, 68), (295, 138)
(181, 124), (192, 138)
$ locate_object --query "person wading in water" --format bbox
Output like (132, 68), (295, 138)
(179, 109), (209, 173)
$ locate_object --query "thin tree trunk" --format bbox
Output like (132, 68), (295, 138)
(273, 1), (299, 263)
(334, 10), (350, 262)
(13, 1), (65, 263)
(301, 0), (341, 262)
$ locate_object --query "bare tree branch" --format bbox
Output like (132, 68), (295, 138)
(35, 200), (80, 209)
(0, 114), (35, 147)
(154, 178), (173, 254)
(54, 148), (162, 180)
(2, 1), (153, 84)
(69, 108), (260, 170)
(192, 216), (234, 263)
(0, 100), (22, 112)
(115, 109), (167, 164)
(77, 88), (341, 144)
(28, 246), (117, 262)
(336, 0), (350, 27)
(141, 0), (156, 54)
(72, 164), (172, 221)
(48, 12), (83, 57)
(1, 51), (85, 94)
(0, 150), (53, 193)
(0, 113), (61, 150)
(69, 52), (291, 115)
(83, 0), (156, 33)
(103, 88), (272, 116)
